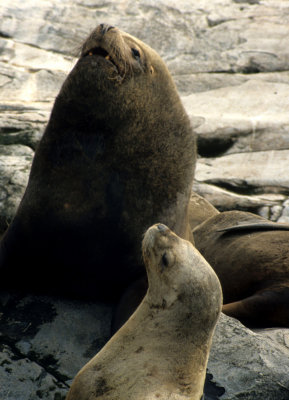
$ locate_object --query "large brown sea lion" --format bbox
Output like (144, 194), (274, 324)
(193, 210), (289, 328)
(0, 24), (196, 300)
(66, 223), (222, 400)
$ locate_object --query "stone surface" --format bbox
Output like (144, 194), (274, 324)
(209, 314), (289, 400)
(193, 181), (286, 213)
(182, 80), (289, 157)
(1, 0), (289, 225)
(1, 1), (289, 399)
(195, 150), (289, 194)
(0, 293), (112, 400)
(0, 144), (34, 233)
(0, 344), (67, 400)
(1, 295), (289, 400)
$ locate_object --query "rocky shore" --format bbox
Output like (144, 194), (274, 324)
(1, 1), (289, 399)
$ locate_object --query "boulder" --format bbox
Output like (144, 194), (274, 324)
(195, 149), (289, 194)
(209, 314), (289, 400)
(182, 81), (289, 157)
(1, 294), (289, 400)
(0, 144), (33, 233)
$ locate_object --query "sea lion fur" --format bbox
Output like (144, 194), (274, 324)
(0, 24), (196, 300)
(66, 224), (222, 400)
(193, 210), (289, 328)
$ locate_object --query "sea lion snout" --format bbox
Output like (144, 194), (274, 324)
(144, 223), (172, 246)
(157, 223), (169, 233)
(98, 23), (115, 35)
(142, 223), (178, 266)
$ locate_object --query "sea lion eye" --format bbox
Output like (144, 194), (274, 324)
(162, 252), (169, 268)
(131, 48), (141, 60)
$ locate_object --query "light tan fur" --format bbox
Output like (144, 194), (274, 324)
(66, 224), (222, 400)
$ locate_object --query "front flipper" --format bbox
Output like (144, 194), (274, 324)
(218, 221), (289, 233)
(222, 286), (289, 328)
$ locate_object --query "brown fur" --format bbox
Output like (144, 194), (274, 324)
(193, 210), (289, 328)
(188, 191), (219, 230)
(66, 224), (222, 400)
(0, 25), (196, 300)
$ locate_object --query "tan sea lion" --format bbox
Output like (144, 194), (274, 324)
(66, 223), (222, 400)
(193, 210), (289, 328)
(0, 24), (196, 300)
(111, 191), (219, 332)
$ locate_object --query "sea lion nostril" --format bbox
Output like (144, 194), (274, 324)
(157, 224), (167, 232)
(99, 24), (115, 35)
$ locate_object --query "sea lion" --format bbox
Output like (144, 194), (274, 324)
(0, 24), (196, 300)
(193, 210), (289, 328)
(66, 223), (222, 400)
(111, 191), (219, 332)
(188, 191), (219, 230)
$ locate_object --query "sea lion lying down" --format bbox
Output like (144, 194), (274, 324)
(193, 210), (289, 328)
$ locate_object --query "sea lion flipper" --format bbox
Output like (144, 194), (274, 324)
(222, 287), (289, 328)
(217, 222), (289, 233)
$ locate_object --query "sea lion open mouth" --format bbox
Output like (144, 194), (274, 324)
(83, 46), (119, 73)
(0, 24), (196, 308)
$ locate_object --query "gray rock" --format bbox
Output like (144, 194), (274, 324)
(0, 294), (112, 399)
(195, 150), (289, 195)
(193, 181), (286, 213)
(277, 199), (289, 223)
(1, 295), (289, 400)
(0, 344), (67, 400)
(14, 298), (112, 382)
(0, 144), (33, 233)
(1, 0), (289, 223)
(182, 80), (289, 157)
(209, 314), (289, 400)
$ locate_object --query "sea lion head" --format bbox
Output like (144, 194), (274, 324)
(56, 24), (189, 131)
(142, 223), (222, 330)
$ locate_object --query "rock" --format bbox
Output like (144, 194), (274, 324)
(209, 314), (289, 400)
(0, 144), (33, 233)
(193, 181), (286, 213)
(0, 294), (112, 399)
(277, 199), (289, 223)
(1, 295), (289, 400)
(182, 80), (289, 157)
(195, 150), (289, 195)
(1, 0), (289, 223)
(0, 344), (67, 400)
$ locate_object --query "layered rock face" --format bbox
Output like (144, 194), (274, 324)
(1, 1), (289, 399)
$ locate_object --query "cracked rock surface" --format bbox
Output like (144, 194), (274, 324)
(0, 293), (112, 400)
(1, 1), (289, 399)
